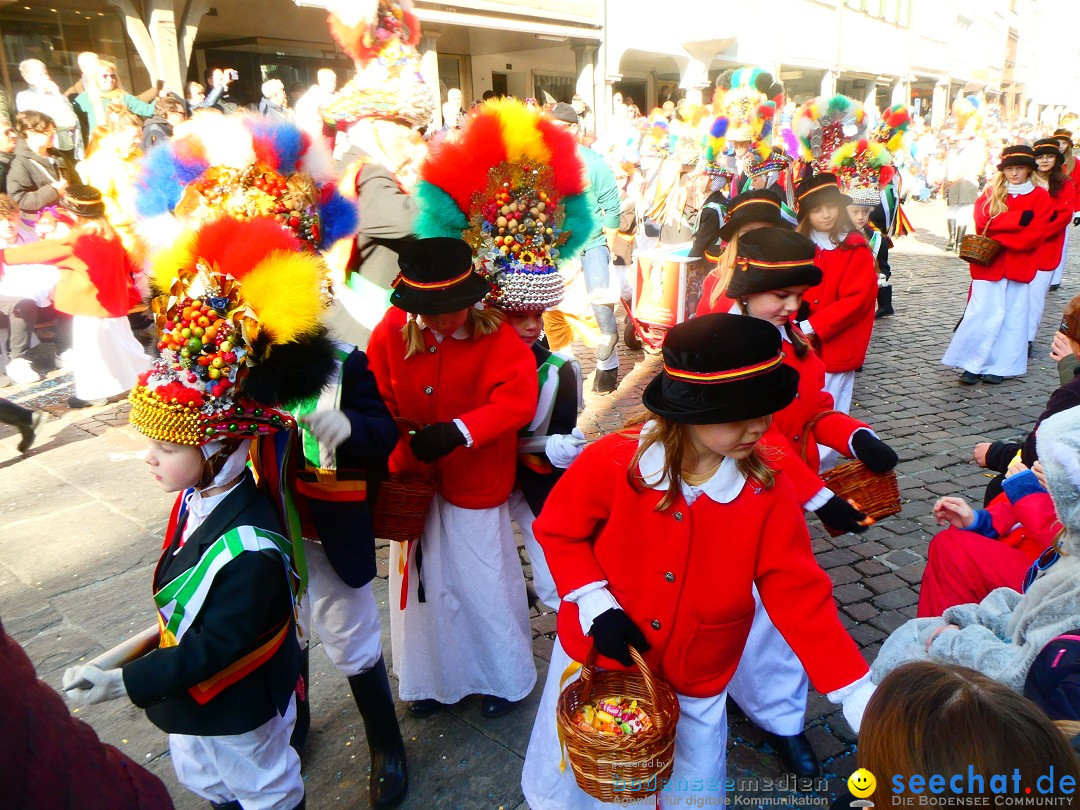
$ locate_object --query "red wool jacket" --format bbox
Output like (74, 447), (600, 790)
(766, 333), (870, 504)
(802, 232), (877, 372)
(366, 308), (538, 509)
(1069, 158), (1080, 206)
(1, 229), (140, 318)
(968, 186), (1053, 283)
(534, 431), (869, 698)
(1035, 181), (1076, 272)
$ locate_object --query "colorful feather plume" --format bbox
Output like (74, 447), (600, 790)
(875, 104), (911, 152)
(327, 0), (420, 67)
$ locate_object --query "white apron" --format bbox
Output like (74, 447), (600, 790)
(70, 315), (151, 400)
(389, 495), (536, 703)
(942, 278), (1030, 377)
(1051, 227), (1069, 287)
(1027, 269), (1055, 343)
(818, 370), (855, 470)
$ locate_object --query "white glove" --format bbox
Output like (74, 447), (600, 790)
(62, 664), (127, 705)
(545, 428), (586, 469)
(839, 679), (876, 733)
(300, 409), (351, 451)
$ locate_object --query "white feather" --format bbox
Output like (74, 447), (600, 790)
(299, 135), (335, 184)
(202, 116), (256, 169)
(328, 0), (379, 29)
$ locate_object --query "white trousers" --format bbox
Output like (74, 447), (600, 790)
(71, 315), (150, 400)
(389, 496), (536, 703)
(522, 638), (729, 809)
(508, 489), (560, 611)
(296, 538), (383, 676)
(1028, 270), (1055, 342)
(1051, 227), (1069, 287)
(170, 695), (303, 810)
(818, 370), (855, 470)
(942, 278), (1030, 377)
(726, 586), (808, 736)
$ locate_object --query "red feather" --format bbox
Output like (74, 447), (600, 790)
(328, 13), (370, 64)
(881, 165), (896, 184)
(421, 112), (508, 213)
(251, 134), (278, 169)
(536, 118), (586, 196)
(757, 101), (776, 118)
(172, 134), (207, 168)
(402, 10), (422, 47)
(193, 217), (301, 280)
(856, 137), (869, 155)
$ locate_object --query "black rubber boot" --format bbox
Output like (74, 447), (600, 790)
(289, 647), (311, 757)
(954, 226), (967, 253)
(348, 657), (408, 809)
(945, 218), (956, 250)
(766, 732), (822, 778)
(876, 285), (894, 318)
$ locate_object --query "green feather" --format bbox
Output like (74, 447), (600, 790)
(826, 94), (851, 115)
(413, 182), (468, 239)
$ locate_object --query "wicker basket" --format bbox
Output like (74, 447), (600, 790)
(802, 411), (902, 537)
(556, 646), (680, 802)
(958, 230), (1002, 266)
(371, 419), (437, 543)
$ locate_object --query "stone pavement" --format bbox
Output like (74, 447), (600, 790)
(1, 199), (1074, 809)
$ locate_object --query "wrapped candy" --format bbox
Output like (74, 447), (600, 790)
(570, 696), (654, 737)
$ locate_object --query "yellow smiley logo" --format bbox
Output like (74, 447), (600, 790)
(848, 768), (877, 798)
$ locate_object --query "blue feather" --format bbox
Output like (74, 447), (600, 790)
(248, 118), (306, 171)
(133, 143), (184, 218)
(316, 189), (359, 247)
(710, 118), (728, 138)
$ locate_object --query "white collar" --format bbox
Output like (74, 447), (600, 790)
(637, 421), (746, 504)
(729, 301), (791, 343)
(810, 229), (841, 250)
(418, 317), (470, 341)
(1007, 180), (1035, 196)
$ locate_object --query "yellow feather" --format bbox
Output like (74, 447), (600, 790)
(238, 250), (326, 345)
(493, 98), (551, 165)
(151, 229), (197, 294)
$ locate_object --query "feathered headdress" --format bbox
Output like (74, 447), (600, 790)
(321, 0), (433, 129)
(713, 67), (783, 142)
(952, 94), (981, 133)
(133, 114), (356, 265)
(130, 217), (337, 446)
(701, 115), (732, 188)
(794, 94), (867, 173)
(830, 138), (895, 206)
(412, 98), (597, 312)
(874, 104), (910, 153)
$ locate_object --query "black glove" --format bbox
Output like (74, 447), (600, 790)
(589, 608), (651, 667)
(1073, 215), (1080, 226)
(410, 421), (467, 463)
(1019, 210), (1034, 227)
(851, 430), (899, 473)
(815, 495), (869, 535)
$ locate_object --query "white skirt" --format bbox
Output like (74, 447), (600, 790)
(71, 315), (151, 400)
(942, 278), (1030, 377)
(389, 495), (536, 703)
(521, 638), (729, 809)
(819, 370), (855, 470)
(1051, 227), (1069, 287)
(1027, 270), (1055, 342)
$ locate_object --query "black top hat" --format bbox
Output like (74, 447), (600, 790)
(1033, 138), (1064, 165)
(642, 313), (798, 424)
(997, 144), (1037, 172)
(725, 228), (822, 299)
(60, 184), (106, 219)
(389, 237), (491, 315)
(794, 173), (852, 219)
(718, 189), (792, 242)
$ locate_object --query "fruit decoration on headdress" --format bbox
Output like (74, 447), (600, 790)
(713, 67), (784, 143)
(794, 94), (867, 173)
(412, 98), (597, 312)
(830, 138), (894, 200)
(320, 0), (433, 129)
(873, 104), (911, 153)
(133, 114), (357, 262)
(129, 217), (337, 446)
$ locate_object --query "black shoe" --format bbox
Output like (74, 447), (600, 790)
(1050, 284), (1061, 292)
(1028, 341), (1034, 358)
(289, 648), (310, 757)
(592, 368), (617, 394)
(17, 410), (47, 453)
(210, 802), (242, 810)
(959, 371), (981, 385)
(480, 695), (519, 718)
(348, 657), (408, 809)
(67, 396), (107, 408)
(407, 698), (444, 718)
(766, 732), (821, 778)
(876, 286), (894, 318)
(982, 374), (1004, 385)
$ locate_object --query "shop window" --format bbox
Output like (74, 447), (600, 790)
(534, 72), (574, 105)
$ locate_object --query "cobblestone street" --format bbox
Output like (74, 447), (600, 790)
(1, 199), (1073, 809)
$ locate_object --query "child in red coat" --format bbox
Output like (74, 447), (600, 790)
(366, 238), (540, 720)
(521, 313), (874, 808)
(942, 145), (1053, 384)
(0, 185), (149, 407)
(1029, 139), (1076, 343)
(793, 173), (877, 423)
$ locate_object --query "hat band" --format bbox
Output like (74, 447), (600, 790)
(734, 257), (810, 272)
(664, 353), (783, 384)
(796, 183), (839, 203)
(393, 267), (474, 291)
(728, 197), (780, 217)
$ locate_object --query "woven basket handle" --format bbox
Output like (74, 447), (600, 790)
(581, 644), (667, 734)
(393, 417), (439, 483)
(799, 409), (844, 464)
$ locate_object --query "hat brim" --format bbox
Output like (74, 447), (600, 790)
(60, 199), (106, 218)
(718, 210), (790, 242)
(997, 155), (1037, 171)
(389, 272), (491, 315)
(726, 265), (823, 298)
(641, 364), (799, 424)
(796, 187), (852, 220)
